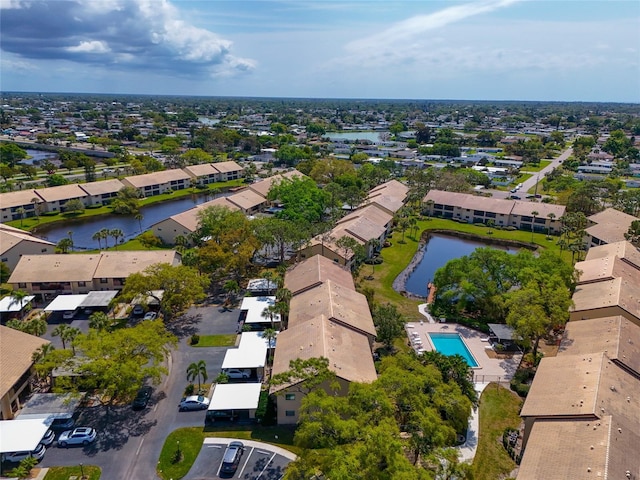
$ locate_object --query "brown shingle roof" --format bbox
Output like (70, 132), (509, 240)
(226, 189), (266, 211)
(290, 280), (376, 338)
(270, 315), (377, 391)
(560, 317), (640, 376)
(212, 161), (243, 174)
(183, 164), (218, 177)
(575, 256), (639, 285)
(79, 179), (125, 196)
(36, 184), (88, 202)
(123, 169), (191, 188)
(93, 250), (180, 278)
(586, 208), (639, 245)
(0, 325), (50, 397)
(584, 241), (640, 270)
(0, 190), (42, 209)
(248, 170), (304, 198)
(0, 229), (55, 255)
(337, 204), (393, 228)
(284, 255), (355, 296)
(9, 253), (102, 283)
(571, 277), (640, 323)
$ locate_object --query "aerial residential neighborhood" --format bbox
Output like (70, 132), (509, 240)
(0, 1), (639, 478)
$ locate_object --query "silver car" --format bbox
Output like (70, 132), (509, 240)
(58, 427), (97, 447)
(178, 395), (210, 411)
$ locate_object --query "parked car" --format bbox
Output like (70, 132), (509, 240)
(57, 427), (97, 447)
(220, 441), (244, 475)
(48, 417), (75, 432)
(132, 304), (144, 315)
(62, 310), (76, 320)
(225, 368), (251, 379)
(143, 311), (157, 320)
(2, 444), (46, 463)
(39, 429), (55, 447)
(178, 395), (210, 411)
(132, 386), (153, 410)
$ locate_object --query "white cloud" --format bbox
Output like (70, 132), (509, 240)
(346, 0), (521, 52)
(67, 40), (110, 54)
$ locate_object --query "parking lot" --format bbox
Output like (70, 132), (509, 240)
(184, 438), (294, 480)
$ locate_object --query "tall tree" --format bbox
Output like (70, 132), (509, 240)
(186, 360), (208, 392)
(120, 263), (210, 320)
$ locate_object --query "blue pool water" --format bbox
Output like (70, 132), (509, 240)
(428, 333), (479, 367)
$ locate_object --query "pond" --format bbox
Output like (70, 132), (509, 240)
(22, 149), (58, 165)
(33, 192), (224, 249)
(401, 233), (519, 297)
(324, 131), (387, 142)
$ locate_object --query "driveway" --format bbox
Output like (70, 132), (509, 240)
(38, 303), (242, 479)
(184, 438), (295, 480)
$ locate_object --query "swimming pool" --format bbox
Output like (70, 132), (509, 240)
(428, 333), (479, 368)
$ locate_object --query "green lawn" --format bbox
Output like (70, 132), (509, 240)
(44, 465), (101, 480)
(520, 160), (551, 172)
(472, 384), (523, 480)
(157, 425), (298, 480)
(359, 217), (572, 318)
(513, 172), (533, 184)
(191, 334), (237, 347)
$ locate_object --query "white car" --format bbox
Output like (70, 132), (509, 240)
(178, 395), (210, 411)
(39, 429), (55, 447)
(3, 443), (46, 463)
(57, 427), (97, 447)
(62, 310), (76, 320)
(225, 369), (251, 379)
(143, 312), (157, 320)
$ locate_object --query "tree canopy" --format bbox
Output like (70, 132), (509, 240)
(267, 176), (332, 226)
(120, 263), (210, 320)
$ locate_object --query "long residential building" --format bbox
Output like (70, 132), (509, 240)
(517, 241), (640, 479)
(585, 207), (639, 247)
(271, 255), (377, 424)
(423, 190), (565, 233)
(8, 250), (181, 298)
(0, 223), (55, 271)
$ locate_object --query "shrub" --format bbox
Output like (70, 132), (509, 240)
(216, 372), (229, 384)
(184, 383), (195, 396)
(190, 334), (200, 346)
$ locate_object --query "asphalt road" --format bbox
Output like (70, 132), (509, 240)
(38, 303), (242, 479)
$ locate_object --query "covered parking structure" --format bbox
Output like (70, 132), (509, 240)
(206, 383), (262, 424)
(0, 418), (49, 457)
(239, 296), (280, 331)
(79, 290), (118, 310)
(0, 295), (35, 321)
(15, 393), (80, 424)
(221, 331), (273, 381)
(43, 294), (87, 312)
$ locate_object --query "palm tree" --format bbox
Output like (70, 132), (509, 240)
(424, 199), (435, 219)
(32, 343), (55, 364)
(135, 213), (144, 233)
(99, 228), (110, 248)
(261, 328), (277, 372)
(89, 311), (110, 331)
(31, 197), (42, 221)
(16, 207), (25, 227)
(223, 280), (239, 308)
(92, 231), (103, 250)
(261, 304), (278, 330)
(52, 324), (80, 351)
(186, 360), (208, 392)
(8, 290), (31, 319)
(56, 238), (73, 254)
(546, 212), (556, 238)
(530, 210), (539, 243)
(67, 231), (74, 252)
(110, 228), (124, 250)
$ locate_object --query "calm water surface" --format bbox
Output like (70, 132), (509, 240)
(404, 234), (518, 297)
(34, 193), (221, 249)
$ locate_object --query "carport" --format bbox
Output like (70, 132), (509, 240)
(0, 419), (49, 455)
(206, 383), (262, 424)
(0, 295), (35, 319)
(239, 296), (280, 330)
(222, 332), (272, 381)
(15, 393), (80, 424)
(79, 290), (118, 309)
(488, 323), (519, 351)
(44, 294), (88, 312)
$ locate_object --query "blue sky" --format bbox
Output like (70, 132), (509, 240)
(1, 0), (639, 102)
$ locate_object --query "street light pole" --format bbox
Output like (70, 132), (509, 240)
(80, 463), (85, 479)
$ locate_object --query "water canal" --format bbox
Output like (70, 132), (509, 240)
(33, 193), (221, 249)
(399, 233), (520, 298)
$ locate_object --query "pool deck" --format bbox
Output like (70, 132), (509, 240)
(405, 321), (521, 383)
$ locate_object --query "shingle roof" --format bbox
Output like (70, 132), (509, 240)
(0, 326), (50, 397)
(0, 228), (54, 255)
(9, 253), (102, 283)
(284, 255), (355, 296)
(123, 169), (191, 188)
(36, 184), (87, 202)
(212, 161), (243, 174)
(226, 189), (266, 211)
(586, 208), (639, 245)
(290, 280), (376, 338)
(0, 190), (42, 209)
(270, 315), (377, 391)
(248, 170), (304, 198)
(93, 250), (180, 278)
(571, 277), (640, 323)
(79, 179), (125, 196)
(584, 241), (640, 269)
